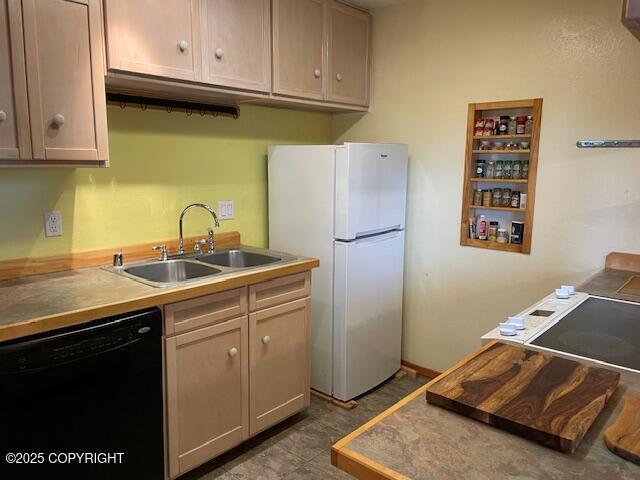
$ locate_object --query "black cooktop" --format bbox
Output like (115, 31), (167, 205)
(531, 297), (640, 371)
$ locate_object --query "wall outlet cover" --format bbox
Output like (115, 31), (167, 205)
(218, 200), (234, 220)
(44, 211), (62, 237)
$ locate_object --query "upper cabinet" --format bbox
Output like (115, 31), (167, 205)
(272, 0), (325, 101)
(200, 0), (270, 92)
(0, 0), (108, 166)
(104, 0), (201, 81)
(22, 0), (108, 163)
(272, 0), (370, 107)
(623, 0), (640, 41)
(0, 0), (30, 160)
(327, 1), (370, 106)
(104, 0), (371, 110)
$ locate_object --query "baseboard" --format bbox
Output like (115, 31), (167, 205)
(401, 360), (441, 379)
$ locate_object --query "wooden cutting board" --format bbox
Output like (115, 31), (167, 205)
(425, 341), (620, 453)
(604, 394), (640, 464)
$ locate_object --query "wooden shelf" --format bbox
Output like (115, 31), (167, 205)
(470, 178), (529, 184)
(472, 149), (530, 154)
(473, 134), (531, 140)
(461, 98), (542, 255)
(468, 205), (525, 213)
(463, 238), (523, 253)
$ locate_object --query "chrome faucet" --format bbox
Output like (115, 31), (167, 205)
(178, 203), (220, 255)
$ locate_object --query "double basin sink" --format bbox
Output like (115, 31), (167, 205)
(110, 248), (294, 287)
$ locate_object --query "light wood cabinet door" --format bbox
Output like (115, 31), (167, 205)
(272, 0), (325, 100)
(327, 1), (370, 106)
(21, 0), (107, 162)
(166, 316), (249, 478)
(249, 298), (310, 435)
(104, 0), (201, 81)
(200, 0), (270, 92)
(0, 0), (30, 160)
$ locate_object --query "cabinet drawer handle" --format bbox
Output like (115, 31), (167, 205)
(313, 68), (321, 79)
(52, 113), (65, 126)
(261, 335), (271, 345)
(179, 40), (189, 52)
(0, 110), (6, 122)
(336, 73), (343, 82)
(215, 47), (224, 59)
(228, 347), (238, 358)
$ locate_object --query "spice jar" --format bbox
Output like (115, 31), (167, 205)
(482, 189), (492, 207)
(516, 116), (527, 134)
(474, 118), (485, 136)
(499, 116), (509, 135)
(512, 160), (521, 179)
(495, 161), (504, 178)
(522, 161), (529, 179)
(473, 189), (483, 206)
(497, 228), (509, 244)
(488, 222), (499, 242)
(475, 160), (486, 178)
(479, 140), (491, 150)
(508, 116), (517, 135)
(492, 142), (505, 151)
(511, 190), (520, 208)
(492, 188), (502, 207)
(501, 188), (512, 207)
(502, 160), (512, 179)
(483, 118), (495, 136)
(485, 160), (496, 179)
(506, 142), (519, 150)
(525, 115), (533, 134)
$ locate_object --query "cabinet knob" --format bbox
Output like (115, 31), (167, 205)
(228, 347), (238, 358)
(261, 335), (271, 345)
(179, 40), (189, 52)
(52, 113), (65, 126)
(314, 68), (321, 79)
(0, 110), (6, 122)
(336, 73), (343, 82)
(215, 47), (224, 59)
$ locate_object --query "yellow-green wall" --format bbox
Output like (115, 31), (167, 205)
(0, 105), (331, 261)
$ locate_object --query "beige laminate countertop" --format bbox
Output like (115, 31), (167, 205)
(579, 267), (640, 303)
(0, 253), (319, 342)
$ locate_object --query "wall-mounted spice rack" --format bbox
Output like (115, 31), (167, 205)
(460, 98), (543, 254)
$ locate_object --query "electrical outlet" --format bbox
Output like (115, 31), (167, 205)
(44, 211), (62, 237)
(218, 200), (234, 220)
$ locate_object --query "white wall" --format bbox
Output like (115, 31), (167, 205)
(332, 0), (640, 372)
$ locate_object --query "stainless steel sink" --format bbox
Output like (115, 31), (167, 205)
(197, 249), (282, 268)
(124, 260), (222, 285)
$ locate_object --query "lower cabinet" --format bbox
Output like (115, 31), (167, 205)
(164, 271), (311, 478)
(165, 316), (249, 478)
(249, 297), (310, 435)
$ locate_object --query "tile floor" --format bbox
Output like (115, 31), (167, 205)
(181, 373), (429, 480)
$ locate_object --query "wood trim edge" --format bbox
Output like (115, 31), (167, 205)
(400, 360), (441, 379)
(0, 231), (241, 281)
(605, 252), (640, 273)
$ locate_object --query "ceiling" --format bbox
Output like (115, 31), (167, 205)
(347, 0), (409, 10)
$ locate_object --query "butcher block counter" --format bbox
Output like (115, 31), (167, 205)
(332, 341), (640, 480)
(0, 239), (318, 342)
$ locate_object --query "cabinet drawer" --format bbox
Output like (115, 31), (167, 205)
(164, 287), (248, 335)
(249, 272), (310, 311)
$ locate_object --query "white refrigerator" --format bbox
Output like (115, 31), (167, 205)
(268, 143), (408, 401)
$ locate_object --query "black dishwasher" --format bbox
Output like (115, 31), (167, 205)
(0, 308), (164, 480)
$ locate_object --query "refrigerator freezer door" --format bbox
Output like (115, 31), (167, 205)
(335, 143), (408, 240)
(333, 230), (404, 401)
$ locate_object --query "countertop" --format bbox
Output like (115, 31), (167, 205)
(579, 267), (640, 303)
(0, 250), (319, 342)
(332, 348), (640, 480)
